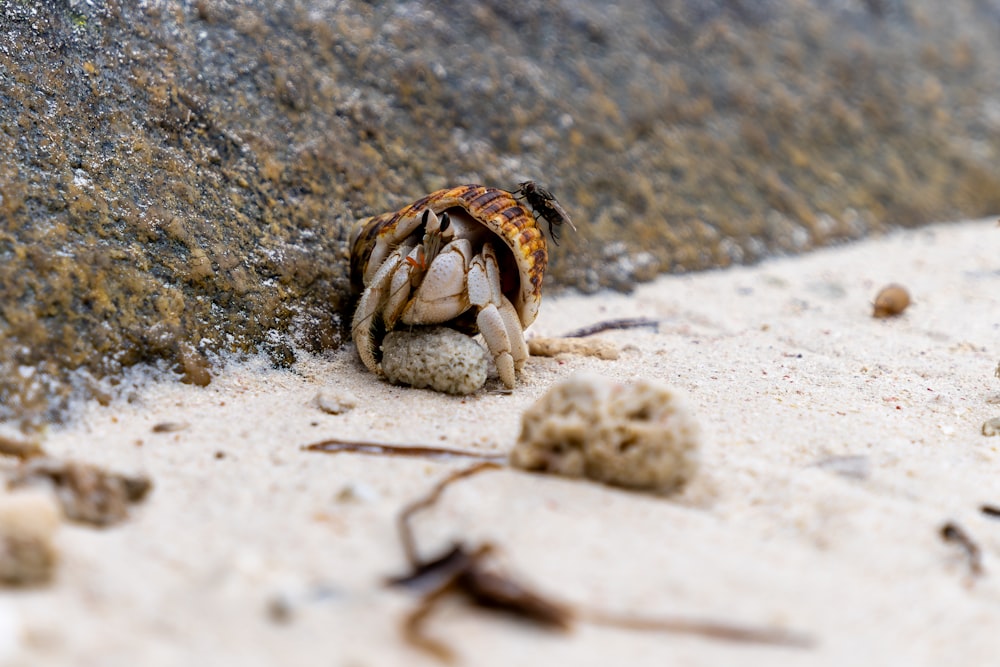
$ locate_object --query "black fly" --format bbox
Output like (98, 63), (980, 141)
(516, 181), (577, 245)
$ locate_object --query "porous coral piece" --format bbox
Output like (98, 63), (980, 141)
(510, 374), (700, 494)
(381, 327), (488, 395)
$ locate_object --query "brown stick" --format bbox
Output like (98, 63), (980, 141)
(941, 521), (984, 577)
(397, 462), (503, 567)
(303, 438), (507, 464)
(980, 504), (1000, 519)
(401, 573), (464, 664)
(561, 317), (660, 338)
(581, 609), (814, 648)
(389, 463), (813, 660)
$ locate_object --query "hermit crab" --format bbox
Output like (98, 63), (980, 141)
(350, 185), (548, 389)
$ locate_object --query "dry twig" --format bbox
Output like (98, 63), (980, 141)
(561, 317), (660, 338)
(941, 521), (983, 578)
(303, 439), (505, 465)
(383, 462), (813, 662)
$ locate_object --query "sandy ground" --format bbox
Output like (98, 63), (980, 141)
(2, 218), (999, 667)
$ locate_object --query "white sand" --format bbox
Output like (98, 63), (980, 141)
(3, 219), (999, 666)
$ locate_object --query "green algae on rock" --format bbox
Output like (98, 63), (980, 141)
(1, 1), (999, 427)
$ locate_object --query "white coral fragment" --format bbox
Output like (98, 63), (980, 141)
(381, 326), (488, 395)
(0, 491), (60, 586)
(510, 374), (700, 494)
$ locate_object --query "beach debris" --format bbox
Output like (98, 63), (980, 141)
(980, 504), (1000, 519)
(151, 421), (189, 433)
(10, 458), (152, 527)
(391, 541), (572, 662)
(527, 336), (620, 360)
(514, 181), (577, 245)
(872, 283), (910, 318)
(0, 432), (44, 460)
(561, 317), (660, 338)
(305, 438), (505, 464)
(387, 463), (811, 662)
(351, 185), (548, 390)
(334, 481), (381, 504)
(381, 327), (488, 395)
(312, 389), (357, 415)
(986, 363), (1000, 434)
(809, 455), (871, 480)
(265, 582), (341, 625)
(0, 490), (60, 586)
(266, 593), (296, 624)
(510, 374), (700, 494)
(940, 521), (983, 579)
(388, 462), (570, 662)
(0, 439), (152, 585)
(304, 374), (700, 495)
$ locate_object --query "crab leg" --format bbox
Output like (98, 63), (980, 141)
(383, 245), (422, 327)
(468, 245), (517, 388)
(352, 247), (410, 377)
(496, 295), (529, 373)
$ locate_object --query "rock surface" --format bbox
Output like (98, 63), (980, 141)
(1, 1), (999, 426)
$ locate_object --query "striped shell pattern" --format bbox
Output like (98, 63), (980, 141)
(350, 184), (548, 330)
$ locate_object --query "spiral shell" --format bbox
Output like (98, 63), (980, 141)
(350, 184), (547, 329)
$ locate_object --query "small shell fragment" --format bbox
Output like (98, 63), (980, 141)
(872, 284), (910, 318)
(982, 417), (1000, 437)
(381, 327), (488, 395)
(312, 390), (357, 415)
(510, 374), (700, 494)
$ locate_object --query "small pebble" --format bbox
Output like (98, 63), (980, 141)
(335, 481), (379, 504)
(313, 390), (357, 415)
(872, 284), (910, 318)
(982, 417), (1000, 437)
(266, 593), (295, 624)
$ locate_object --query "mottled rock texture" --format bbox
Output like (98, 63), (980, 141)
(1, 1), (999, 426)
